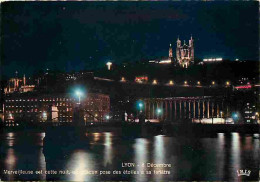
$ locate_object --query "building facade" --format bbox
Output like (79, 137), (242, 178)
(3, 93), (110, 125)
(176, 36), (194, 68)
(4, 74), (35, 94)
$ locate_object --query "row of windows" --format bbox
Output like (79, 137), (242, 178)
(5, 98), (109, 102)
(6, 109), (107, 114)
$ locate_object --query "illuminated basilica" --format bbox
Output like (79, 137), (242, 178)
(175, 36), (194, 68)
(151, 35), (194, 68)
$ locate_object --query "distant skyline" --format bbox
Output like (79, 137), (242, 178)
(1, 1), (259, 78)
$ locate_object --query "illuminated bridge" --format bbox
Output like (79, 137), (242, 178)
(143, 96), (230, 121)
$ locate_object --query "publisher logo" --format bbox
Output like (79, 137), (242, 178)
(237, 169), (251, 177)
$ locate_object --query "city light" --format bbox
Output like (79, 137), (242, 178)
(197, 81), (201, 85)
(43, 111), (47, 121)
(153, 79), (157, 85)
(106, 62), (112, 70)
(75, 89), (83, 104)
(212, 81), (215, 85)
(169, 80), (174, 85)
(184, 81), (188, 85)
(121, 77), (126, 82)
(137, 101), (144, 111)
(232, 112), (239, 122)
(159, 59), (171, 64)
(105, 115), (110, 120)
(156, 108), (162, 115)
(203, 58), (223, 62)
(226, 81), (230, 86)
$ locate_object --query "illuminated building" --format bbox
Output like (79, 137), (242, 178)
(135, 76), (148, 83)
(203, 58), (223, 62)
(4, 73), (35, 94)
(176, 36), (194, 68)
(3, 93), (110, 125)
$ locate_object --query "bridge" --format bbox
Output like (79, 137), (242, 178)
(143, 96), (230, 121)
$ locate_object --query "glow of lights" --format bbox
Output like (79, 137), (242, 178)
(255, 112), (259, 116)
(203, 58), (223, 62)
(235, 85), (252, 89)
(212, 81), (215, 85)
(137, 101), (144, 111)
(75, 89), (84, 104)
(95, 114), (98, 117)
(184, 81), (187, 85)
(75, 90), (83, 97)
(121, 77), (126, 82)
(156, 108), (162, 115)
(232, 112), (239, 121)
(159, 60), (171, 64)
(106, 62), (112, 70)
(153, 80), (157, 85)
(169, 80), (174, 85)
(226, 81), (230, 86)
(43, 112), (47, 117)
(197, 81), (200, 85)
(105, 115), (110, 120)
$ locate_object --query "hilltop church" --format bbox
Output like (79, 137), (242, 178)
(150, 36), (194, 68)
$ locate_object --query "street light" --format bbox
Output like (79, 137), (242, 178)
(156, 108), (162, 115)
(75, 90), (83, 104)
(121, 77), (126, 82)
(197, 81), (201, 85)
(226, 81), (230, 86)
(232, 112), (239, 123)
(137, 101), (144, 112)
(169, 80), (174, 85)
(212, 81), (215, 86)
(153, 79), (157, 85)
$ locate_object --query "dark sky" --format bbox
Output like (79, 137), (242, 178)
(1, 1), (259, 78)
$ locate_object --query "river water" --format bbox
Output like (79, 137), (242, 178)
(0, 132), (259, 181)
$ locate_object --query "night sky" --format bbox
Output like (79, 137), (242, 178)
(1, 1), (259, 78)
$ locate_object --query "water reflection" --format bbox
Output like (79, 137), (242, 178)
(67, 150), (96, 181)
(231, 133), (241, 181)
(0, 131), (259, 181)
(216, 133), (225, 180)
(153, 135), (166, 182)
(134, 138), (149, 182)
(103, 132), (113, 167)
(38, 149), (46, 181)
(4, 148), (17, 181)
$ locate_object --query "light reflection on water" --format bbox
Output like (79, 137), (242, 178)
(4, 148), (17, 181)
(134, 138), (149, 182)
(67, 150), (95, 182)
(231, 133), (241, 181)
(153, 135), (166, 182)
(0, 132), (259, 181)
(103, 132), (113, 167)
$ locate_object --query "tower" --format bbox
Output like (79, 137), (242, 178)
(176, 37), (181, 62)
(189, 35), (194, 61)
(23, 74), (26, 86)
(169, 44), (173, 58)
